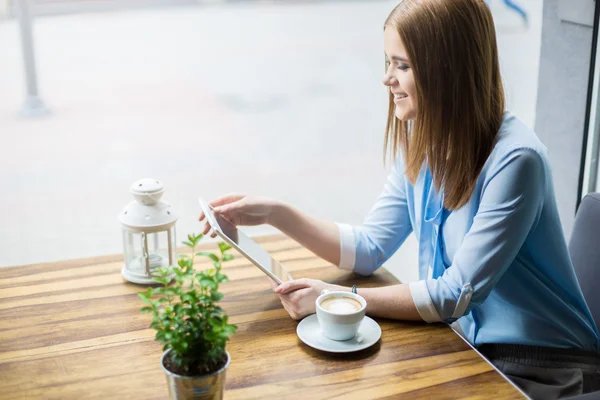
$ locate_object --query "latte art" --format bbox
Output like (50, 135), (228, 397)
(319, 296), (362, 314)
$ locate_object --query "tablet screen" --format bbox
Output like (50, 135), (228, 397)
(199, 199), (292, 283)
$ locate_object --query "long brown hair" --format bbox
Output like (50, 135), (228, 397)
(384, 0), (505, 210)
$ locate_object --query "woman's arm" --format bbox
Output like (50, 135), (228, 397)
(355, 284), (422, 320)
(208, 156), (413, 274)
(203, 195), (342, 266)
(273, 278), (422, 320)
(269, 203), (342, 267)
(270, 154), (414, 273)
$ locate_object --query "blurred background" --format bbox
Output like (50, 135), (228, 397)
(0, 0), (542, 283)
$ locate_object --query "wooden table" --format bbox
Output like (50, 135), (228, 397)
(0, 234), (524, 399)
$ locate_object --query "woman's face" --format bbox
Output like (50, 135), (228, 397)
(383, 27), (417, 121)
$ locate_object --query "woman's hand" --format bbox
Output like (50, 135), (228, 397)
(272, 278), (345, 320)
(199, 194), (280, 237)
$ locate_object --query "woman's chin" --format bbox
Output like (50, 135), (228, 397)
(394, 108), (415, 121)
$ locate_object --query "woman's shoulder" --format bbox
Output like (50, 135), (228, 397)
(478, 112), (551, 188)
(494, 112), (547, 153)
(487, 111), (549, 167)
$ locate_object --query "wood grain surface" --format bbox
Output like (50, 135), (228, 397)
(0, 234), (523, 399)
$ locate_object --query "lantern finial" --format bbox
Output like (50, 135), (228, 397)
(130, 178), (164, 206)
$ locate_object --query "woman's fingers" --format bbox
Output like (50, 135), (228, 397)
(200, 193), (246, 232)
(275, 282), (324, 320)
(275, 278), (311, 295)
(215, 201), (256, 227)
(279, 297), (302, 320)
(210, 193), (245, 208)
(268, 277), (281, 290)
(200, 220), (217, 238)
(214, 201), (244, 223)
(280, 302), (299, 320)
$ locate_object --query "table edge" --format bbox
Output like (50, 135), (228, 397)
(448, 325), (530, 399)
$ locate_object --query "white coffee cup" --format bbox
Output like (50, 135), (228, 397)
(316, 291), (367, 341)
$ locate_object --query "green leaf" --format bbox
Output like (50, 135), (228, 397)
(140, 306), (153, 313)
(162, 287), (180, 297)
(215, 273), (228, 283)
(177, 258), (189, 268)
(181, 292), (198, 304)
(200, 279), (217, 290)
(173, 268), (184, 277)
(153, 276), (171, 286)
(191, 233), (203, 246)
(222, 254), (234, 262)
(211, 292), (224, 302)
(223, 324), (237, 335)
(182, 241), (194, 247)
(218, 243), (232, 253)
(195, 271), (207, 280)
(173, 303), (183, 317)
(196, 252), (219, 262)
(137, 292), (151, 304)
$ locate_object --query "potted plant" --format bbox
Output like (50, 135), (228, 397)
(138, 233), (237, 400)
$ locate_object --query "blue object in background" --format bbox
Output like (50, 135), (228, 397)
(486, 0), (528, 26)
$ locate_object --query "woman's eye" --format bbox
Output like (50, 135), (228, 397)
(398, 64), (410, 71)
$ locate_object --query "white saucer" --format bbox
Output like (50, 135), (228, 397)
(296, 314), (382, 353)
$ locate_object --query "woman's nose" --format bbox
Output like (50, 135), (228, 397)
(382, 72), (396, 87)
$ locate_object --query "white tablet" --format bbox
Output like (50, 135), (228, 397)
(198, 198), (292, 284)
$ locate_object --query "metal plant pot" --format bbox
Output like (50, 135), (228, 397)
(161, 350), (230, 400)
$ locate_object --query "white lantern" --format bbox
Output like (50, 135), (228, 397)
(119, 178), (179, 284)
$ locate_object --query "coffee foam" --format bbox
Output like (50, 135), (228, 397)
(320, 296), (362, 314)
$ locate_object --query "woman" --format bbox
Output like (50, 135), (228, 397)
(200, 0), (600, 398)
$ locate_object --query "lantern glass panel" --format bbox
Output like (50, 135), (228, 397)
(122, 229), (146, 275)
(146, 229), (174, 270)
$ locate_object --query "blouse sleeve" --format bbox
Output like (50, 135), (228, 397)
(336, 156), (414, 275)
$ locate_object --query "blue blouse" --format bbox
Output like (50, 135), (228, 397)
(337, 112), (599, 350)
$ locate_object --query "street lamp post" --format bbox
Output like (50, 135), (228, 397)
(16, 0), (49, 117)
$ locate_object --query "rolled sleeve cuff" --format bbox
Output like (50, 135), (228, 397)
(409, 280), (442, 323)
(336, 223), (356, 271)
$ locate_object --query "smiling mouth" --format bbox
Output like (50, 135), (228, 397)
(394, 93), (408, 101)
